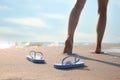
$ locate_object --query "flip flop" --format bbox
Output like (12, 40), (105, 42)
(26, 50), (45, 63)
(54, 55), (84, 69)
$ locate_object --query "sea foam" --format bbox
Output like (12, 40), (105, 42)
(104, 47), (120, 53)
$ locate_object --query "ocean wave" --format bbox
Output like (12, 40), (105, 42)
(0, 41), (30, 49)
(0, 41), (15, 49)
(0, 41), (64, 49)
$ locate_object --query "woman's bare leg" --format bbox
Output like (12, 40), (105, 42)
(63, 0), (86, 54)
(95, 0), (109, 53)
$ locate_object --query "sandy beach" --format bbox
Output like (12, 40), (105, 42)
(0, 43), (120, 80)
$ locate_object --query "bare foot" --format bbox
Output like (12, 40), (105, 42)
(95, 44), (104, 54)
(63, 37), (73, 54)
(95, 49), (104, 54)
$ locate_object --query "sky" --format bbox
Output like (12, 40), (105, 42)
(0, 0), (120, 43)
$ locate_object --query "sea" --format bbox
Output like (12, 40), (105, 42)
(0, 41), (120, 54)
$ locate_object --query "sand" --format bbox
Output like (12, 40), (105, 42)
(0, 43), (120, 80)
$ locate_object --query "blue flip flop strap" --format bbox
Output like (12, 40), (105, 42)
(35, 52), (44, 59)
(29, 50), (44, 59)
(29, 50), (36, 59)
(62, 55), (80, 65)
(75, 56), (80, 63)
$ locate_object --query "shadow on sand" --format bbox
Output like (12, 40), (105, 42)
(67, 53), (120, 68)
